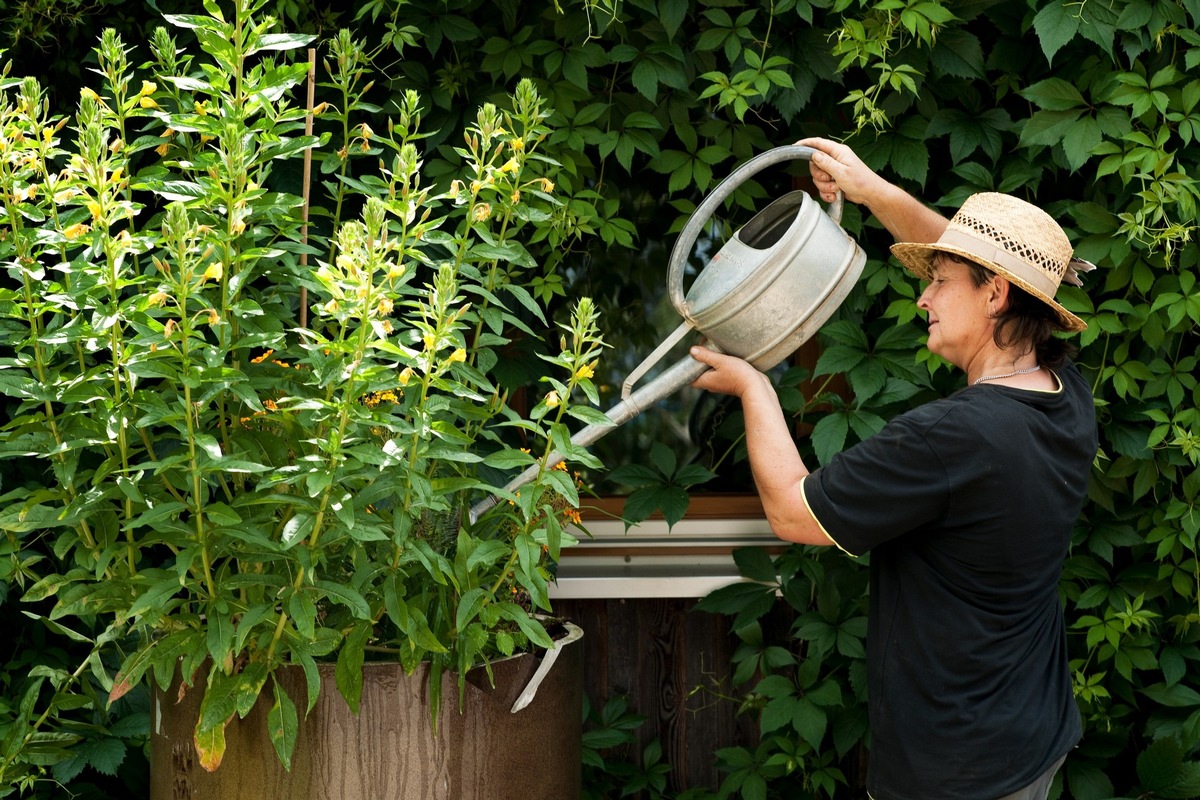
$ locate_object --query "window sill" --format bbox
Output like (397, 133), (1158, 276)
(551, 495), (781, 599)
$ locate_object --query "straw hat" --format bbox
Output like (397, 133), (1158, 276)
(890, 192), (1094, 332)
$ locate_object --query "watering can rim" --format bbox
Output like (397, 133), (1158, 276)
(667, 144), (846, 319)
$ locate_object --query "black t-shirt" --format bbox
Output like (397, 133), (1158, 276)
(801, 363), (1097, 800)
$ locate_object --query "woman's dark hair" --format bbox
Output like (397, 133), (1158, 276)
(955, 256), (1077, 368)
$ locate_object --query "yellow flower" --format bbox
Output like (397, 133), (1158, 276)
(204, 309), (220, 326)
(545, 391), (560, 409)
(85, 200), (103, 221)
(499, 157), (520, 174)
(539, 177), (554, 193)
(386, 263), (406, 279)
(139, 96), (160, 109)
(140, 81), (157, 96)
(448, 348), (466, 363)
(251, 349), (275, 364)
(473, 202), (492, 222)
(360, 122), (373, 140)
(63, 223), (90, 240)
(202, 263), (223, 282)
(398, 367), (414, 386)
(423, 333), (436, 351)
(109, 137), (124, 154)
(80, 87), (101, 102)
(194, 100), (208, 116)
(376, 297), (394, 316)
(511, 190), (521, 203)
(323, 299), (339, 314)
(156, 142), (170, 157)
(146, 291), (169, 308)
(575, 363), (596, 380)
(510, 138), (525, 152)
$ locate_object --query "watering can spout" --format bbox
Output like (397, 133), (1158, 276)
(468, 352), (709, 524)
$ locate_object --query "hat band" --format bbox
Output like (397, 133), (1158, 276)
(938, 228), (1059, 298)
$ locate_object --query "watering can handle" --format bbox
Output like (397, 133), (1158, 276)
(667, 145), (843, 314)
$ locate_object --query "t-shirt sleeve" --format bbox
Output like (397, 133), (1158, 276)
(801, 408), (952, 557)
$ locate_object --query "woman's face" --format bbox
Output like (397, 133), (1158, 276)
(916, 255), (995, 369)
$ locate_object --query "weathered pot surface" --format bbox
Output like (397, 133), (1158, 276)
(150, 623), (583, 800)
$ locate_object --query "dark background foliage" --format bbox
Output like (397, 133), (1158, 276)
(2, 0), (1198, 797)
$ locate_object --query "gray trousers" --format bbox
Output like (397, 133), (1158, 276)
(992, 755), (1067, 800)
(869, 754), (1068, 800)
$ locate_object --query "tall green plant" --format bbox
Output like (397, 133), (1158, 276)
(332, 0), (1200, 797)
(0, 0), (608, 791)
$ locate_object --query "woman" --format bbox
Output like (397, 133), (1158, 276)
(688, 138), (1098, 800)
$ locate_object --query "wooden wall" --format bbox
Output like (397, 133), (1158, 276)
(554, 596), (760, 793)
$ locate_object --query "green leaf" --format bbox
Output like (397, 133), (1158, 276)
(79, 737), (126, 776)
(792, 698), (828, 750)
(930, 29), (984, 78)
(1032, 1), (1081, 64)
(268, 679), (299, 771)
(1137, 737), (1200, 797)
(335, 622), (370, 714)
(1020, 77), (1086, 111)
(659, 0), (688, 40)
(648, 441), (676, 478)
(1019, 109), (1083, 148)
(455, 587), (488, 632)
(733, 547), (776, 584)
(1141, 682), (1200, 708)
(315, 581), (371, 619)
(811, 413), (849, 465)
(632, 59), (660, 101)
(254, 32), (315, 51)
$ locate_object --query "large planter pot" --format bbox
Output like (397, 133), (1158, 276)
(150, 623), (583, 800)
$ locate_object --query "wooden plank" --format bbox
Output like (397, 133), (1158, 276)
(555, 597), (765, 793)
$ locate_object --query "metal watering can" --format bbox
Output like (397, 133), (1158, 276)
(469, 145), (866, 522)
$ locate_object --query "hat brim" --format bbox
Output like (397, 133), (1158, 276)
(890, 241), (1087, 333)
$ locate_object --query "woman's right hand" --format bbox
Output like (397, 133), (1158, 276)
(797, 137), (887, 208)
(798, 136), (949, 244)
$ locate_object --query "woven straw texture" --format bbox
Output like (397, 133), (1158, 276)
(891, 193), (1087, 332)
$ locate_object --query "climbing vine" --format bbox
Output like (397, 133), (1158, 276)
(1, 0), (1198, 797)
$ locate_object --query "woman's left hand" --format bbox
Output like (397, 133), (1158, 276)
(688, 346), (771, 398)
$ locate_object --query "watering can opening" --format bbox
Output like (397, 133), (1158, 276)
(736, 190), (807, 250)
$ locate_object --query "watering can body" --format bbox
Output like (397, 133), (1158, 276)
(470, 145), (866, 522)
(674, 188), (863, 371)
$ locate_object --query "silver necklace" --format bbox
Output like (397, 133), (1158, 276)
(973, 365), (1041, 386)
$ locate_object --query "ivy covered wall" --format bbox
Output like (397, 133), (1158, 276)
(2, 0), (1198, 797)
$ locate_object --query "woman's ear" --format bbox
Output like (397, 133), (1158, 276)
(988, 275), (1012, 316)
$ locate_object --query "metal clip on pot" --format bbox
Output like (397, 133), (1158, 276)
(469, 145), (865, 523)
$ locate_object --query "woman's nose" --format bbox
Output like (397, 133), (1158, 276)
(917, 285), (932, 309)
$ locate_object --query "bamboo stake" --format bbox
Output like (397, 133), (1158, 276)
(299, 48), (315, 328)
